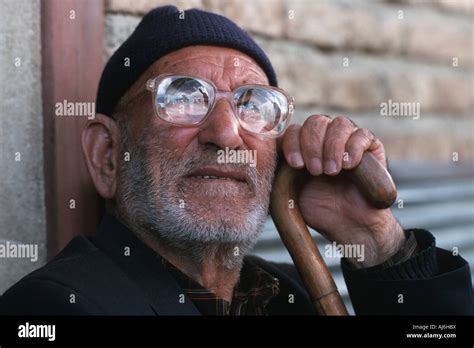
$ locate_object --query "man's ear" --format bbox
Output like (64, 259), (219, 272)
(81, 113), (120, 199)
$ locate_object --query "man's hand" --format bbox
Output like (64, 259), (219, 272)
(278, 114), (406, 267)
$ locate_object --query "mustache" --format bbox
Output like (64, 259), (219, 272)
(175, 150), (259, 186)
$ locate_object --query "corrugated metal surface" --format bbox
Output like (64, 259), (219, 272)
(252, 162), (474, 314)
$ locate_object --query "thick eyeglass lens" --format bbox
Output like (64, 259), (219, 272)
(158, 77), (213, 124)
(234, 87), (288, 135)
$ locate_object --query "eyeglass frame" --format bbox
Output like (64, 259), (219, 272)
(145, 73), (295, 138)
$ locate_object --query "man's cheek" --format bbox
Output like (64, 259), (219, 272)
(162, 128), (200, 153)
(255, 145), (277, 171)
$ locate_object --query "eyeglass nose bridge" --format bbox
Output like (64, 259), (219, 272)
(206, 90), (241, 124)
(213, 90), (236, 107)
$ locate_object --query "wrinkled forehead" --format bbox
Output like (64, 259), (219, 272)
(155, 46), (269, 86)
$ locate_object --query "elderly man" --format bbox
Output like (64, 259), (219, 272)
(0, 6), (472, 316)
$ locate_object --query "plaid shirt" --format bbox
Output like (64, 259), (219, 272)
(158, 231), (419, 315)
(159, 256), (280, 315)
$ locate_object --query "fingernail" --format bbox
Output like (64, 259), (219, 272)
(289, 153), (304, 168)
(309, 158), (322, 175)
(324, 160), (338, 174)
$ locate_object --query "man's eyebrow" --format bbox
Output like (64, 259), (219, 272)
(183, 67), (267, 87)
(234, 70), (269, 86)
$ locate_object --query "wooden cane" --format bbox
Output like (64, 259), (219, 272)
(270, 152), (397, 315)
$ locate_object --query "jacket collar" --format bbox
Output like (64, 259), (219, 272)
(93, 213), (201, 315)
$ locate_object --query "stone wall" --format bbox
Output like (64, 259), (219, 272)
(0, 0), (46, 293)
(104, 0), (473, 162)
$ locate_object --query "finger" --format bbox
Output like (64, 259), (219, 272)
(343, 128), (374, 169)
(281, 124), (304, 168)
(300, 114), (332, 175)
(322, 116), (355, 175)
(344, 129), (387, 169)
(368, 136), (387, 168)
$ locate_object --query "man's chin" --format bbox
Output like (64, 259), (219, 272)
(182, 205), (255, 225)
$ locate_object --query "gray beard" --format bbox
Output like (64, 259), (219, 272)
(114, 125), (276, 270)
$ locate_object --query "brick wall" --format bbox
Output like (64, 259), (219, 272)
(104, 0), (473, 162)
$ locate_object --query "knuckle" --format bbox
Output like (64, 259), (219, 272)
(303, 114), (330, 130)
(332, 116), (353, 129)
(302, 119), (323, 141)
(355, 128), (373, 143)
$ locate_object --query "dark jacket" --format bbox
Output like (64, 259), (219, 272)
(0, 214), (472, 315)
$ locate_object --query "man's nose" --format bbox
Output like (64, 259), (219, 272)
(197, 100), (244, 150)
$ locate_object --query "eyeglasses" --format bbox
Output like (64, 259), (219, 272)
(145, 74), (294, 138)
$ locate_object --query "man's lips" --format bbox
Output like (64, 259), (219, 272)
(185, 166), (247, 183)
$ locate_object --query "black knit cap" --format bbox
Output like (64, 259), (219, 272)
(96, 5), (278, 117)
